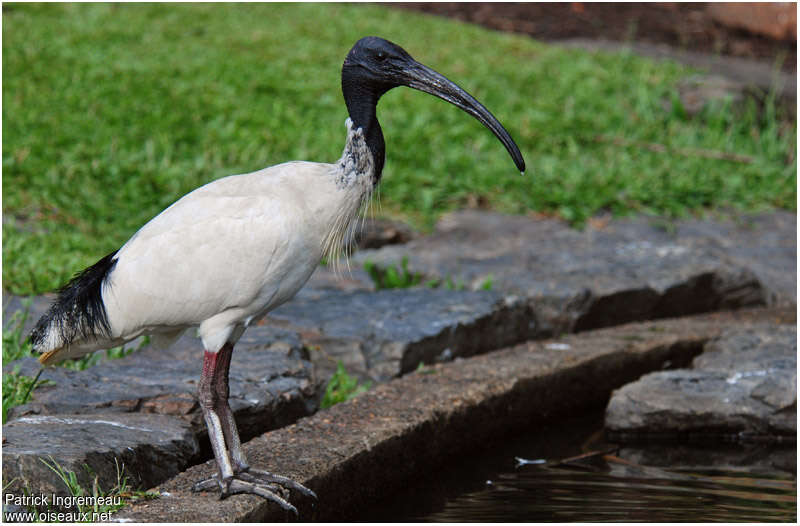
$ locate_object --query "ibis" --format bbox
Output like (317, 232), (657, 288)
(29, 36), (526, 514)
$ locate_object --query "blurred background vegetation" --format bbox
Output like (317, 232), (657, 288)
(3, 3), (795, 295)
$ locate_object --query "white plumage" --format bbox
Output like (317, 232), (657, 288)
(37, 120), (372, 363)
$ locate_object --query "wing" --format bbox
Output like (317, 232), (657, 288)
(104, 161), (334, 343)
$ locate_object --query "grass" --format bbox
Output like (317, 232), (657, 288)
(4, 457), (156, 522)
(2, 304), (49, 422)
(2, 368), (46, 424)
(3, 3), (795, 295)
(320, 361), (371, 409)
(364, 256), (425, 289)
(363, 257), (492, 291)
(9, 457), (159, 521)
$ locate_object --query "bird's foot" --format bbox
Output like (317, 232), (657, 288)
(238, 467), (317, 500)
(191, 470), (315, 516)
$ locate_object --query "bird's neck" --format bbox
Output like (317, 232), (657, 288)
(336, 117), (375, 187)
(327, 118), (376, 265)
(342, 73), (386, 183)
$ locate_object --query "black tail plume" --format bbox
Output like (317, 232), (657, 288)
(29, 250), (119, 351)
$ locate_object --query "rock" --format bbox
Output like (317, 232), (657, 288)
(605, 324), (796, 440)
(695, 325), (797, 417)
(5, 326), (318, 444)
(2, 413), (199, 499)
(116, 307), (793, 522)
(2, 325), (319, 504)
(3, 210), (793, 512)
(353, 211), (773, 336)
(349, 217), (417, 250)
(265, 288), (533, 381)
(303, 265), (375, 293)
(674, 212), (796, 306)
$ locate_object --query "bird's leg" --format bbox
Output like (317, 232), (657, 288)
(196, 347), (236, 486)
(211, 343), (247, 471)
(192, 344), (316, 514)
(213, 346), (316, 499)
(217, 347), (315, 495)
(196, 343), (269, 476)
(214, 344), (318, 499)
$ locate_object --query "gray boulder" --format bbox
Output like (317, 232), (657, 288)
(267, 287), (533, 380)
(674, 212), (796, 306)
(5, 326), (317, 440)
(2, 326), (318, 500)
(2, 413), (199, 498)
(353, 211), (776, 335)
(606, 325), (796, 440)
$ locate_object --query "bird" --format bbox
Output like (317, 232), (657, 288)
(29, 36), (526, 514)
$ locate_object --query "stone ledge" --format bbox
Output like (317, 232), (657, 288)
(117, 306), (793, 522)
(2, 326), (318, 500)
(606, 324), (796, 440)
(353, 212), (791, 338)
(266, 288), (534, 381)
(5, 327), (316, 438)
(2, 413), (199, 498)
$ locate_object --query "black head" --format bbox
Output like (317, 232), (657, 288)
(341, 37), (526, 180)
(343, 36), (415, 92)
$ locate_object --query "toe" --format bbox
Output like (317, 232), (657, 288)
(227, 478), (298, 516)
(192, 477), (221, 493)
(241, 468), (317, 499)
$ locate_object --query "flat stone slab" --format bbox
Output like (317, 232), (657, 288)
(673, 212), (796, 306)
(264, 288), (532, 381)
(5, 326), (316, 440)
(302, 263), (375, 294)
(347, 216), (417, 250)
(353, 211), (791, 335)
(2, 326), (318, 501)
(117, 307), (793, 522)
(2, 413), (199, 499)
(606, 324), (796, 440)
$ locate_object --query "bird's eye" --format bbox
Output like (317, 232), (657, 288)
(375, 51), (387, 61)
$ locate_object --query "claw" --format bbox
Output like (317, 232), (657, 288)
(227, 478), (298, 516)
(192, 470), (314, 516)
(192, 476), (223, 494)
(240, 467), (318, 500)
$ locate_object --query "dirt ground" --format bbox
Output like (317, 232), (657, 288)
(397, 2), (796, 71)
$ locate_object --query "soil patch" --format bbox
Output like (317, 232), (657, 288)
(397, 2), (796, 71)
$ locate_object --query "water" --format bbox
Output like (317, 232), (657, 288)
(361, 412), (796, 522)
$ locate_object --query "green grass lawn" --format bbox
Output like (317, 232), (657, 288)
(3, 3), (795, 295)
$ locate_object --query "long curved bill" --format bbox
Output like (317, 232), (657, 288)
(401, 61), (526, 173)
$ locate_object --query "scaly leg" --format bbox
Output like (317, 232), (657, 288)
(192, 344), (316, 515)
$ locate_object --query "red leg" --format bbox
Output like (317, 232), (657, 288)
(212, 343), (248, 471)
(197, 348), (235, 485)
(193, 343), (316, 514)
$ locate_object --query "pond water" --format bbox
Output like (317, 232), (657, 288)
(361, 412), (796, 522)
